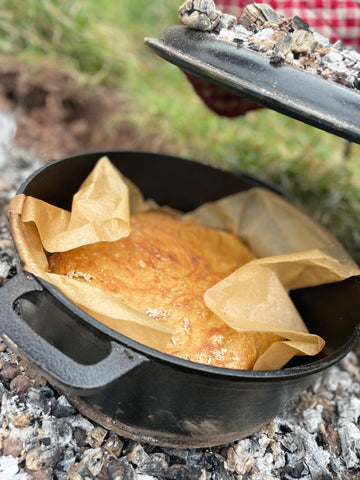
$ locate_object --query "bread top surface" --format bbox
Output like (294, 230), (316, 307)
(48, 211), (279, 369)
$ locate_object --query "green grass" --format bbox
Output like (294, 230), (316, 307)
(0, 0), (359, 261)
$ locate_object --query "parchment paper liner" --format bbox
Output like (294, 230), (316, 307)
(8, 156), (360, 370)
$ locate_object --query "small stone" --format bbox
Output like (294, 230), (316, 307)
(1, 364), (20, 381)
(10, 374), (33, 394)
(19, 362), (46, 387)
(11, 412), (33, 428)
(2, 436), (24, 457)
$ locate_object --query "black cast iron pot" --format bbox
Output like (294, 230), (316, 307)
(1, 151), (359, 448)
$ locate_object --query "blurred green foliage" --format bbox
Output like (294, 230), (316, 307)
(0, 0), (359, 260)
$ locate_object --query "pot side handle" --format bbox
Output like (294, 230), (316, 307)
(0, 272), (149, 396)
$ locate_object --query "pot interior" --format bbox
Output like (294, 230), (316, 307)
(16, 150), (360, 371)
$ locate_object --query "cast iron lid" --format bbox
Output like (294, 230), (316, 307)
(145, 25), (360, 144)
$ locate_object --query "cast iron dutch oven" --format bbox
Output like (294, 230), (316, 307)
(1, 150), (360, 448)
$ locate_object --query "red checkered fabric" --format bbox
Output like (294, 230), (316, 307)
(186, 0), (360, 116)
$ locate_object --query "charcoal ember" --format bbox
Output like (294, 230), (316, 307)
(253, 27), (275, 44)
(68, 447), (105, 479)
(208, 2), (360, 91)
(282, 458), (308, 478)
(189, 450), (236, 479)
(178, 0), (222, 31)
(107, 457), (137, 480)
(0, 260), (11, 281)
(165, 463), (206, 480)
(270, 33), (292, 64)
(290, 29), (318, 56)
(10, 412), (34, 429)
(25, 386), (55, 417)
(26, 467), (54, 480)
(54, 470), (67, 480)
(72, 425), (89, 447)
(137, 452), (168, 476)
(103, 434), (124, 458)
(85, 425), (107, 448)
(217, 13), (237, 31)
(242, 3), (284, 25)
(186, 449), (223, 471)
(270, 29), (318, 65)
(82, 447), (105, 477)
(301, 405), (324, 433)
(337, 423), (360, 470)
(25, 444), (61, 470)
(161, 446), (188, 464)
(56, 446), (77, 472)
(278, 428), (332, 479)
(41, 416), (73, 448)
(290, 15), (310, 31)
(320, 51), (345, 67)
(0, 379), (8, 394)
(68, 414), (95, 439)
(51, 394), (76, 418)
(237, 14), (258, 33)
(226, 444), (256, 474)
(333, 40), (344, 51)
(125, 443), (151, 466)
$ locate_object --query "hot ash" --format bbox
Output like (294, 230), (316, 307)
(179, 1), (360, 90)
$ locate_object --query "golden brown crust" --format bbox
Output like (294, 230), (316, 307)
(48, 211), (279, 369)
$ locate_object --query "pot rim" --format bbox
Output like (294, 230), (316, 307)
(11, 150), (360, 382)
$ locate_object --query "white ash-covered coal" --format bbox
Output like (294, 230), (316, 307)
(179, 1), (360, 90)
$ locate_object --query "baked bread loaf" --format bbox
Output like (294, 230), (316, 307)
(48, 211), (280, 369)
